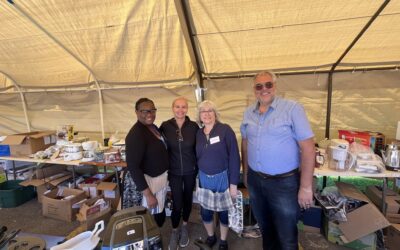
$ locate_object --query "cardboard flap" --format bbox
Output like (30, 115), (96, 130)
(97, 182), (117, 191)
(336, 182), (369, 202)
(338, 204), (390, 242)
(20, 173), (72, 187)
(30, 131), (55, 139)
(2, 135), (26, 145)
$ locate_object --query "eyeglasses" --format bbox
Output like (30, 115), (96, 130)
(199, 110), (214, 114)
(139, 109), (157, 115)
(176, 129), (183, 141)
(254, 82), (274, 91)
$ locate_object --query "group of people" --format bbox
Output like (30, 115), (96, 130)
(123, 70), (315, 250)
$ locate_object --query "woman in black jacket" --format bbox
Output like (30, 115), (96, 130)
(160, 97), (199, 250)
(124, 98), (169, 227)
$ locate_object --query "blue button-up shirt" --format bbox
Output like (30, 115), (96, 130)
(240, 96), (314, 175)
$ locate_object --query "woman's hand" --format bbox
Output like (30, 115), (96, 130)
(143, 188), (158, 209)
(229, 184), (238, 200)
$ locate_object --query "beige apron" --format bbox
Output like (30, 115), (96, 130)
(142, 171), (168, 214)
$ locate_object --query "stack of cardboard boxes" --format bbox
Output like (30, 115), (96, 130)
(1, 130), (120, 228)
(0, 131), (56, 156)
(365, 185), (400, 249)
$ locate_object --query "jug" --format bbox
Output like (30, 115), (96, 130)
(328, 145), (356, 171)
(381, 143), (400, 171)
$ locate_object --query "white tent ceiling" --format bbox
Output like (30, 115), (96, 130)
(0, 0), (399, 142)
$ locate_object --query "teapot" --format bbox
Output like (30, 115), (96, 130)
(381, 143), (400, 171)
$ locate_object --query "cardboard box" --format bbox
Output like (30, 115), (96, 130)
(365, 185), (400, 215)
(386, 214), (400, 224)
(20, 164), (72, 203)
(321, 182), (390, 243)
(77, 196), (112, 230)
(323, 217), (377, 249)
(365, 185), (400, 224)
(1, 131), (56, 156)
(97, 181), (120, 209)
(42, 187), (86, 222)
(386, 224), (400, 250)
(78, 173), (114, 198)
(338, 130), (385, 153)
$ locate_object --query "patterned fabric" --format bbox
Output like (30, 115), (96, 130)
(196, 170), (234, 212)
(122, 171), (143, 209)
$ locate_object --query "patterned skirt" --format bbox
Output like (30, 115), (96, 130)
(122, 171), (143, 209)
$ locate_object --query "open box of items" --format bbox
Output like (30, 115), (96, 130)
(316, 182), (390, 248)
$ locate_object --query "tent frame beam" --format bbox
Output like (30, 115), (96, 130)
(175, 0), (204, 101)
(202, 65), (400, 80)
(0, 70), (31, 132)
(325, 0), (391, 139)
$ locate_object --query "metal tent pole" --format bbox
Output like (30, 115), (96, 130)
(325, 0), (391, 139)
(174, 0), (205, 101)
(0, 70), (31, 132)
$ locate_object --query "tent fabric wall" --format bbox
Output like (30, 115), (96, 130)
(204, 74), (328, 142)
(0, 71), (399, 142)
(0, 0), (193, 87)
(0, 1), (399, 141)
(101, 85), (198, 135)
(1, 0), (399, 88)
(188, 0), (400, 75)
(0, 93), (26, 133)
(0, 85), (198, 142)
(205, 70), (400, 143)
(329, 70), (400, 139)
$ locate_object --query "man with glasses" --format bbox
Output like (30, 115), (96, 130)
(240, 71), (315, 250)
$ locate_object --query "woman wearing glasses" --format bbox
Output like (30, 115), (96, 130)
(195, 100), (240, 250)
(160, 97), (199, 250)
(123, 97), (169, 227)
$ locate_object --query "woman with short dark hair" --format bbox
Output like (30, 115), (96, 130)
(123, 97), (169, 227)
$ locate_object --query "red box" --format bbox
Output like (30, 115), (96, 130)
(338, 130), (385, 153)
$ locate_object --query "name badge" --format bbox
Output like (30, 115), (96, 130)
(209, 136), (220, 144)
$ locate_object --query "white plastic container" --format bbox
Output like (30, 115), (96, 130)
(50, 220), (104, 250)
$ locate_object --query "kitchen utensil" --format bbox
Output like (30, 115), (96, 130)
(50, 220), (104, 250)
(328, 145), (356, 171)
(381, 143), (400, 171)
(63, 143), (82, 153)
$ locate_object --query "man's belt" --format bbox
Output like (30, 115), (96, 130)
(253, 168), (299, 179)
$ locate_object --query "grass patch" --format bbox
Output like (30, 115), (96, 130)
(316, 176), (394, 193)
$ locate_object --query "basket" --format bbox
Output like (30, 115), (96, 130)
(0, 180), (36, 208)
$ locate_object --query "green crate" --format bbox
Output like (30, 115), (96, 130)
(0, 180), (36, 208)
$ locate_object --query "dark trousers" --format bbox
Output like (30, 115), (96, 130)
(153, 209), (166, 228)
(247, 168), (300, 250)
(169, 173), (197, 228)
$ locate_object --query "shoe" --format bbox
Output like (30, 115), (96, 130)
(218, 240), (228, 250)
(205, 234), (217, 248)
(168, 229), (179, 250)
(179, 225), (190, 247)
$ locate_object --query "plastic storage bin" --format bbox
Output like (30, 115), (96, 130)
(0, 180), (36, 208)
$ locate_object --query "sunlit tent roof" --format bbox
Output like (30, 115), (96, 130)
(0, 0), (399, 142)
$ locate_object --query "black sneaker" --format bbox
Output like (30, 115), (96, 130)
(206, 234), (217, 248)
(218, 240), (228, 250)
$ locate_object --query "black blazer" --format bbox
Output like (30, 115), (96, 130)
(125, 121), (169, 191)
